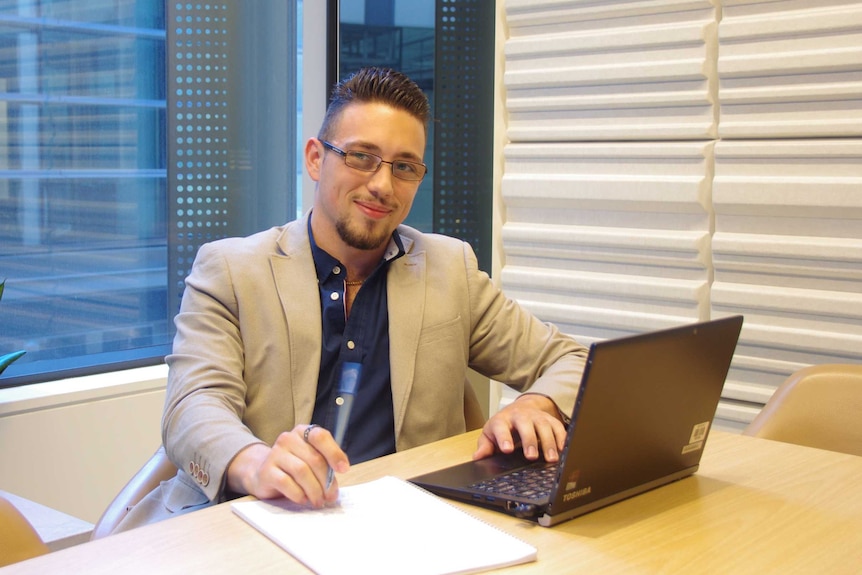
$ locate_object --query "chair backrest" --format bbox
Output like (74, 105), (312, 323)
(0, 495), (50, 566)
(743, 364), (862, 457)
(90, 447), (178, 540)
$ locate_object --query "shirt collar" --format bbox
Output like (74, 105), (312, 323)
(307, 213), (405, 284)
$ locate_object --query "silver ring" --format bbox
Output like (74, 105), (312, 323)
(303, 424), (321, 443)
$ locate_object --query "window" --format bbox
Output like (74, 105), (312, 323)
(1, 0), (493, 388)
(0, 1), (302, 386)
(336, 0), (436, 231)
(333, 0), (495, 270)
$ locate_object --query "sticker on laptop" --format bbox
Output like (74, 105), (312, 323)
(682, 421), (710, 454)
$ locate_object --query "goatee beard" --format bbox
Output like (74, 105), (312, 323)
(336, 218), (389, 251)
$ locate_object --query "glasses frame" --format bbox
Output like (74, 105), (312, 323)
(321, 140), (427, 182)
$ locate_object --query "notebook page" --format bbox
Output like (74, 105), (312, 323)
(232, 475), (537, 575)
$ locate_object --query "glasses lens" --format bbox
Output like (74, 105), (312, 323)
(344, 151), (381, 172)
(339, 147), (426, 181)
(392, 161), (426, 181)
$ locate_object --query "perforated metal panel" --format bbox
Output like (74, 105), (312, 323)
(434, 0), (494, 272)
(167, 3), (231, 316)
(166, 2), (297, 319)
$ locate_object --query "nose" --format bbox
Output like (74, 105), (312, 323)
(366, 162), (396, 196)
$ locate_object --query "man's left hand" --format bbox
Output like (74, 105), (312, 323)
(472, 393), (567, 462)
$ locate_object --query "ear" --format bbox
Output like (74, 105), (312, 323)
(304, 138), (323, 183)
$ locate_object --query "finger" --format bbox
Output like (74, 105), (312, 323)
(511, 419), (541, 460)
(472, 431), (497, 460)
(265, 429), (331, 507)
(535, 418), (564, 462)
(298, 426), (346, 503)
(472, 418), (517, 461)
(301, 425), (350, 483)
(257, 458), (309, 503)
(299, 425), (350, 503)
(280, 452), (328, 507)
(240, 444), (311, 505)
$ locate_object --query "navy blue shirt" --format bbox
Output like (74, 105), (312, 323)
(308, 218), (405, 464)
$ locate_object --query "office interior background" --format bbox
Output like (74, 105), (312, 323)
(1, 0), (861, 526)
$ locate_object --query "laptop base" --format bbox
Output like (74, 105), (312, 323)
(537, 466), (697, 526)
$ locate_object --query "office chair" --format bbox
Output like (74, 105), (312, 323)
(90, 446), (177, 540)
(743, 364), (862, 457)
(92, 384), (487, 539)
(0, 495), (50, 566)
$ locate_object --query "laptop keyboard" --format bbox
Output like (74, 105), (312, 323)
(468, 463), (559, 500)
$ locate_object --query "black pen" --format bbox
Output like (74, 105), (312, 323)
(327, 362), (362, 489)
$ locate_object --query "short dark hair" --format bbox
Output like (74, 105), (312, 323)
(318, 67), (430, 140)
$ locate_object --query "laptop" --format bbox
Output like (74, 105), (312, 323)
(410, 315), (743, 527)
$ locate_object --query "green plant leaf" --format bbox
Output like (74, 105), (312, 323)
(1, 281), (26, 375)
(0, 350), (26, 375)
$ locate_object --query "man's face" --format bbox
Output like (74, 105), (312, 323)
(306, 101), (426, 254)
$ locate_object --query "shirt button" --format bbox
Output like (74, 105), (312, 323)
(333, 266), (342, 275)
(330, 292), (340, 301)
(347, 340), (355, 350)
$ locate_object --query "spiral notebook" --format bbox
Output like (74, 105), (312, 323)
(231, 475), (537, 575)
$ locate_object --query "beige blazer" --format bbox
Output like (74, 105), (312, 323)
(119, 214), (587, 529)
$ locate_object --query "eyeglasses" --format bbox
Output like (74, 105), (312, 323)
(322, 141), (427, 182)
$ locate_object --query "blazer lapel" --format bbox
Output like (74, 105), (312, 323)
(387, 233), (424, 440)
(268, 219), (426, 438)
(271, 216), (322, 425)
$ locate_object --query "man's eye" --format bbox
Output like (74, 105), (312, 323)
(394, 161), (418, 174)
(350, 152), (373, 163)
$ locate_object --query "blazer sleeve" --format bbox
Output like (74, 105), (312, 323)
(462, 242), (589, 418)
(162, 240), (267, 502)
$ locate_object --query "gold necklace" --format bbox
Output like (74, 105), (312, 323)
(344, 279), (364, 287)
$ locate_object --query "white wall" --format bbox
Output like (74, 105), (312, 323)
(498, 0), (862, 431)
(0, 366), (166, 523)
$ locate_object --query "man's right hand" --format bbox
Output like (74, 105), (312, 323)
(226, 424), (350, 508)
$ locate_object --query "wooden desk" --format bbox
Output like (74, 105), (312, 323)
(3, 430), (862, 574)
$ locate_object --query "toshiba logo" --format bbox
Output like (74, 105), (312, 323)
(563, 486), (592, 502)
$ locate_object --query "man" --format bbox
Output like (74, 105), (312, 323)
(116, 67), (587, 531)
